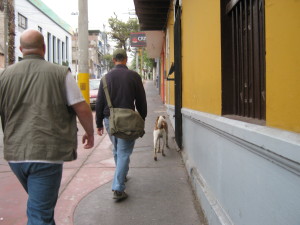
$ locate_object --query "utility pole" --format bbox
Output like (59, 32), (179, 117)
(136, 49), (139, 73)
(140, 48), (143, 79)
(4, 0), (8, 68)
(78, 0), (89, 103)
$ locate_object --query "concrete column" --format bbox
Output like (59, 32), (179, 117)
(136, 50), (139, 73)
(78, 0), (89, 103)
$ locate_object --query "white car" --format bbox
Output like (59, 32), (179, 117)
(89, 79), (101, 108)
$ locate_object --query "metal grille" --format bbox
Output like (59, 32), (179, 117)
(227, 0), (266, 119)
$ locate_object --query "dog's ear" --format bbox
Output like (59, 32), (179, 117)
(163, 115), (166, 119)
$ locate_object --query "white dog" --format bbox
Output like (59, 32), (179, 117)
(153, 115), (169, 161)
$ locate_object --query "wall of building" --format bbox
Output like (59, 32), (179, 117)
(265, 0), (300, 132)
(160, 44), (166, 102)
(14, 0), (72, 65)
(164, 0), (300, 224)
(175, 108), (300, 225)
(165, 4), (175, 106)
(181, 0), (221, 115)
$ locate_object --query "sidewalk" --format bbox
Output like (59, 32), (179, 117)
(0, 80), (205, 225)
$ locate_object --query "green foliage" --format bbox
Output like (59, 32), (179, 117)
(130, 49), (155, 79)
(62, 61), (69, 66)
(103, 54), (114, 70)
(131, 49), (154, 69)
(107, 13), (153, 77)
(108, 13), (139, 49)
(143, 51), (155, 68)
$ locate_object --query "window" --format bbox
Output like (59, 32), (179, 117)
(57, 39), (61, 64)
(47, 33), (52, 62)
(62, 42), (65, 63)
(53, 36), (56, 63)
(18, 13), (27, 29)
(221, 0), (266, 121)
(66, 36), (69, 62)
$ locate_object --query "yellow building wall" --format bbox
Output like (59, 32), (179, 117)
(181, 0), (221, 115)
(166, 6), (175, 106)
(265, 0), (300, 132)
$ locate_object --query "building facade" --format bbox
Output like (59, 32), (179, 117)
(0, 0), (72, 68)
(72, 29), (110, 80)
(135, 0), (300, 225)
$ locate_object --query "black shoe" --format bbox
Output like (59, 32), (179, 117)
(113, 191), (128, 200)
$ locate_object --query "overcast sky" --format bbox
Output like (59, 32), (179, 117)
(41, 0), (137, 31)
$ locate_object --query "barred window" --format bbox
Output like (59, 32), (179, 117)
(221, 0), (266, 122)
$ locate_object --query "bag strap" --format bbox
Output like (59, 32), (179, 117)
(102, 76), (113, 109)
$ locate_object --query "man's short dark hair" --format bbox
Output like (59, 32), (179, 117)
(113, 48), (127, 62)
(114, 54), (127, 61)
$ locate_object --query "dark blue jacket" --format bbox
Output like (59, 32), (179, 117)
(95, 64), (147, 128)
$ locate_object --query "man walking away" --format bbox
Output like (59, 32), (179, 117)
(0, 29), (94, 225)
(96, 48), (147, 201)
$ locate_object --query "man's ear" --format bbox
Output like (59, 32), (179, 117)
(42, 44), (46, 55)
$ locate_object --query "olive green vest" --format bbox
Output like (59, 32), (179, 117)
(0, 55), (78, 161)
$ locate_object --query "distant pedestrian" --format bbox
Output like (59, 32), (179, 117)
(96, 48), (147, 200)
(0, 29), (94, 225)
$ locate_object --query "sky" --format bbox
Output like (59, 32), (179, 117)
(41, 0), (137, 31)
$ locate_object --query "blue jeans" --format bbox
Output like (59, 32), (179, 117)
(104, 118), (135, 192)
(9, 162), (63, 225)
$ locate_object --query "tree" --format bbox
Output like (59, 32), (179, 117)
(0, 0), (15, 66)
(130, 48), (155, 79)
(108, 13), (139, 50)
(103, 54), (114, 71)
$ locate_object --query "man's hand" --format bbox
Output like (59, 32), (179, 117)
(71, 101), (94, 149)
(82, 133), (94, 149)
(97, 127), (104, 136)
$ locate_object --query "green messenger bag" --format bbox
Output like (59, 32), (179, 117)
(102, 76), (145, 140)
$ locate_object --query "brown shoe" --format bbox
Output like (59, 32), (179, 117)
(113, 191), (128, 200)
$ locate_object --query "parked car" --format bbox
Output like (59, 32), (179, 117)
(89, 79), (101, 108)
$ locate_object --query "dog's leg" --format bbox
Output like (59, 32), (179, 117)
(157, 139), (161, 153)
(166, 128), (169, 148)
(154, 134), (158, 161)
(162, 133), (166, 157)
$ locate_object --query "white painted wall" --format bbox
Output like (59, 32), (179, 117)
(167, 105), (300, 225)
(14, 0), (72, 65)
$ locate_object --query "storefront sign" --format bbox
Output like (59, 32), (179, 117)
(130, 32), (146, 47)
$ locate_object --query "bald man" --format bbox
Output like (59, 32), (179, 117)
(0, 29), (94, 225)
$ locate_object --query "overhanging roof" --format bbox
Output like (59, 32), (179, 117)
(134, 0), (171, 31)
